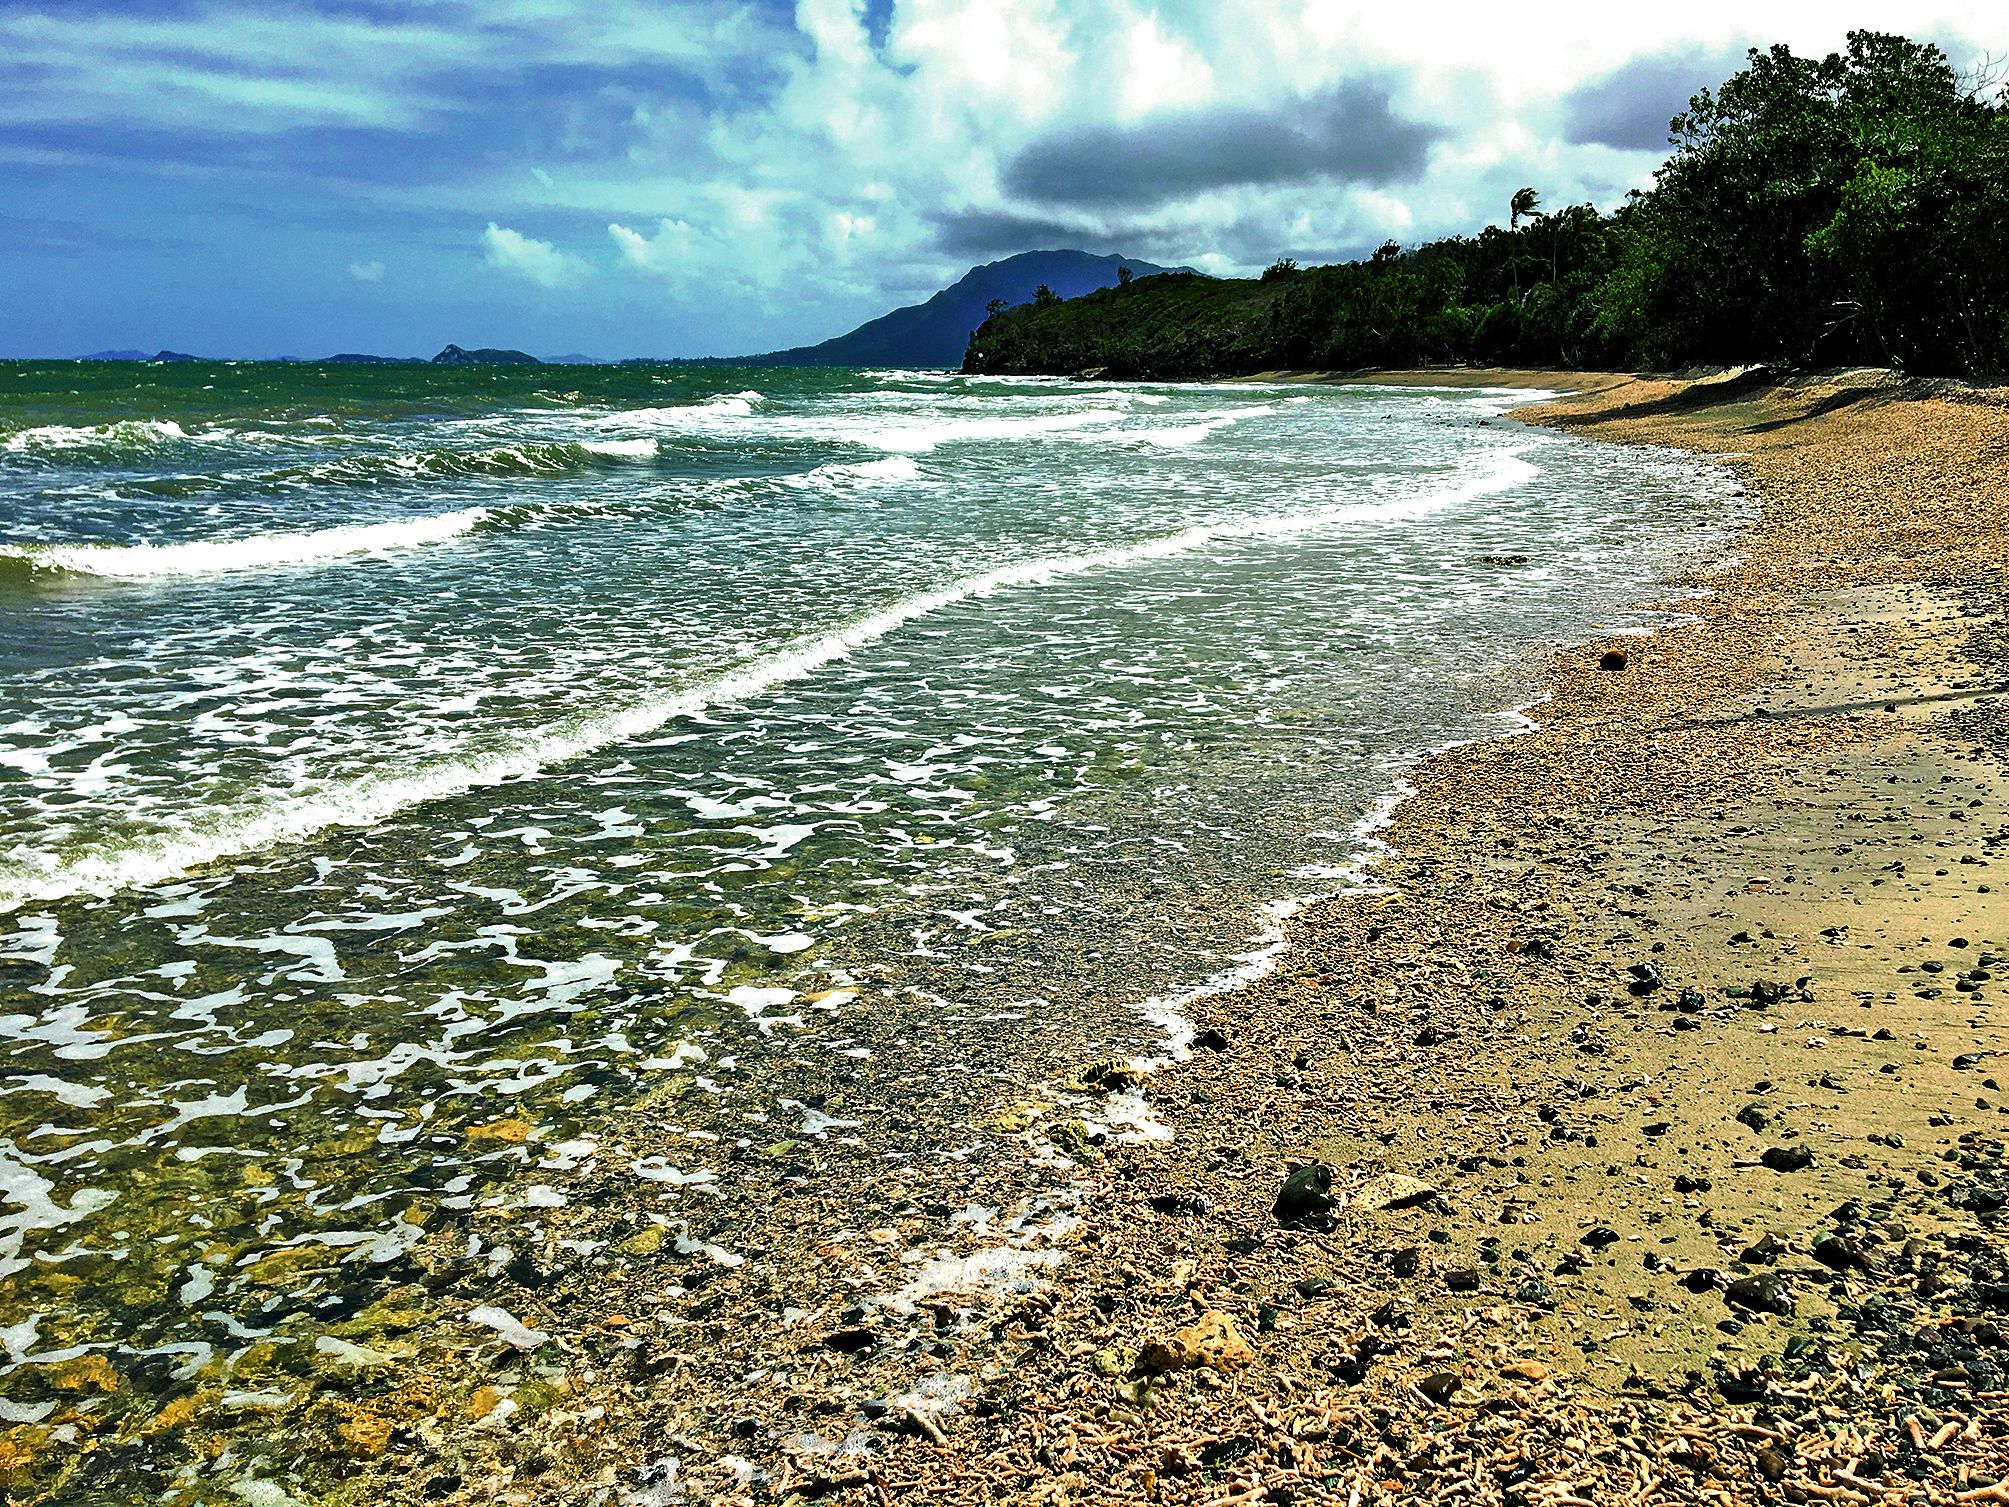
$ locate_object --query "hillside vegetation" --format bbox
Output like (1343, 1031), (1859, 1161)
(964, 33), (2008, 380)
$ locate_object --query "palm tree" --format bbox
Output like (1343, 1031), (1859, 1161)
(1509, 187), (1541, 300)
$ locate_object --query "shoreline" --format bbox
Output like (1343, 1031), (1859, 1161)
(814, 367), (2009, 1502)
(44, 367), (1998, 1506)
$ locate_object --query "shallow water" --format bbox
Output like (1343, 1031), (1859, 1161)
(0, 361), (1740, 1487)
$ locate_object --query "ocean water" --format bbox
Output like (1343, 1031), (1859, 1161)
(0, 362), (1739, 1487)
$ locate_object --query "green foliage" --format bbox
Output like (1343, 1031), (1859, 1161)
(1116, 266), (1134, 286)
(965, 31), (2007, 380)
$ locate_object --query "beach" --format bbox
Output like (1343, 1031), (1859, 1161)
(4, 366), (2005, 1505)
(611, 367), (2008, 1505)
(873, 368), (2009, 1505)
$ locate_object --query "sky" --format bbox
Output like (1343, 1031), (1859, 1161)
(3, 0), (2004, 359)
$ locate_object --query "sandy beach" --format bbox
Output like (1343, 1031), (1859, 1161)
(721, 367), (2009, 1505)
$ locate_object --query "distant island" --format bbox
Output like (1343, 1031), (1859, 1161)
(967, 33), (2007, 382)
(430, 344), (539, 365)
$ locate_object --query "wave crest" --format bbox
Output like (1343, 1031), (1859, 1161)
(0, 508), (492, 583)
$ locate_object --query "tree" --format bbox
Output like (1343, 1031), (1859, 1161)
(1032, 283), (1059, 306)
(1508, 188), (1541, 299)
(985, 298), (1006, 316)
(1116, 266), (1133, 286)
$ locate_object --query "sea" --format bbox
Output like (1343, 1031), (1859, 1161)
(0, 361), (1740, 1496)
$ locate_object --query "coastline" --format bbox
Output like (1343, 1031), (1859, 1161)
(63, 367), (2000, 1507)
(824, 368), (2009, 1502)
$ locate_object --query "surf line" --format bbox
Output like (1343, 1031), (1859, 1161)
(0, 449), (1537, 911)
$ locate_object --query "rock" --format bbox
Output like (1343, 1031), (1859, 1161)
(1600, 650), (1629, 671)
(1273, 1163), (1339, 1227)
(49, 1354), (119, 1394)
(1445, 1268), (1481, 1293)
(1682, 1268), (1724, 1293)
(1134, 1312), (1254, 1374)
(1812, 1234), (1877, 1275)
(1148, 1191), (1212, 1217)
(1352, 1173), (1440, 1212)
(1725, 1274), (1794, 1316)
(1581, 1226), (1622, 1250)
(1074, 1057), (1148, 1091)
(1049, 1118), (1102, 1164)
(1391, 1246), (1422, 1278)
(1760, 1146), (1815, 1172)
(1740, 1233), (1789, 1264)
(1192, 1028), (1230, 1052)
(1627, 961), (1664, 995)
(1415, 1371), (1462, 1405)
(824, 1327), (876, 1354)
(1500, 1360), (1550, 1382)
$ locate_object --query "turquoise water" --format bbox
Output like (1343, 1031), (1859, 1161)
(0, 362), (1737, 1494)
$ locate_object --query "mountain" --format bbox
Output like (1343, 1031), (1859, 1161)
(81, 349), (150, 361)
(748, 250), (1199, 368)
(324, 352), (420, 364)
(431, 344), (539, 365)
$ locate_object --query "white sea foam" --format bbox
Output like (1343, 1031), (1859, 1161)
(851, 407), (1123, 453)
(618, 392), (762, 427)
(2, 419), (192, 453)
(0, 508), (492, 581)
(0, 447), (1536, 910)
(1110, 404), (1276, 448)
(785, 455), (925, 490)
(578, 437), (659, 458)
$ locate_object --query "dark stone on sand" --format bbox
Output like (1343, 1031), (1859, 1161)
(1740, 1233), (1789, 1264)
(1273, 1162), (1338, 1227)
(1682, 1268), (1723, 1293)
(1582, 1227), (1621, 1250)
(1416, 1371), (1461, 1405)
(1391, 1247), (1421, 1278)
(1600, 650), (1629, 671)
(824, 1327), (876, 1353)
(1761, 1145), (1815, 1172)
(1193, 1028), (1230, 1051)
(1736, 1104), (1771, 1132)
(1725, 1273), (1795, 1316)
(1627, 961), (1663, 995)
(1814, 1234), (1877, 1275)
(1956, 1053), (1988, 1070)
(1673, 1174), (1712, 1193)
(1445, 1268), (1481, 1293)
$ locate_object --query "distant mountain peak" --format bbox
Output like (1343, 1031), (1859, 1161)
(741, 249), (1199, 368)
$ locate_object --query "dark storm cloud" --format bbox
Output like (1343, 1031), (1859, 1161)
(932, 207), (1219, 274)
(1560, 47), (1749, 150)
(999, 80), (1442, 210)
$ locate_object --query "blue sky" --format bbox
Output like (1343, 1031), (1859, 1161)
(3, 1), (2003, 359)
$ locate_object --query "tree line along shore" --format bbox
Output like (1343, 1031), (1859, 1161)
(964, 33), (2008, 382)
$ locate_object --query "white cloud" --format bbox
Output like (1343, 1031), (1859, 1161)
(482, 223), (588, 289)
(347, 259), (385, 283)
